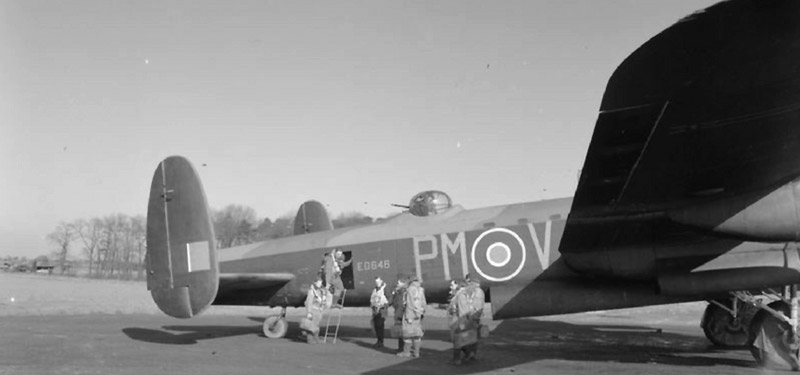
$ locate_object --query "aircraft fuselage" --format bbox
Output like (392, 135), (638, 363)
(215, 198), (570, 309)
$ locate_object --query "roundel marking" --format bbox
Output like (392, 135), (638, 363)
(470, 227), (526, 282)
(486, 242), (511, 267)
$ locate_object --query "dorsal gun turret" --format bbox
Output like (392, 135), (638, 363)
(408, 190), (452, 217)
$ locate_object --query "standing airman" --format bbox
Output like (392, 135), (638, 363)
(302, 277), (328, 344)
(391, 276), (409, 353)
(370, 276), (390, 348)
(462, 274), (486, 362)
(447, 278), (468, 365)
(398, 275), (426, 358)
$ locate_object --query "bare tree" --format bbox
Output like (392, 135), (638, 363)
(42, 201), (380, 281)
(47, 221), (75, 274)
(332, 211), (374, 229)
(98, 213), (129, 278)
(131, 215), (146, 279)
(74, 218), (102, 277)
(98, 216), (113, 277)
(265, 213), (294, 239)
(121, 216), (136, 278)
(212, 204), (257, 248)
(253, 218), (274, 242)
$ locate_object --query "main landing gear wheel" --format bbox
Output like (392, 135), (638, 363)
(749, 301), (800, 371)
(701, 299), (753, 348)
(263, 315), (288, 339)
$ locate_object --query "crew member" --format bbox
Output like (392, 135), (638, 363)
(370, 276), (390, 348)
(331, 249), (352, 308)
(302, 277), (328, 344)
(447, 279), (460, 301)
(462, 274), (486, 362)
(318, 252), (336, 308)
(398, 275), (426, 358)
(447, 279), (468, 365)
(321, 252), (336, 290)
(391, 276), (408, 353)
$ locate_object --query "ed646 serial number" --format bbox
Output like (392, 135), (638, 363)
(356, 260), (391, 271)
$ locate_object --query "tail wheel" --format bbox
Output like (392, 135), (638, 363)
(748, 301), (800, 370)
(263, 315), (288, 339)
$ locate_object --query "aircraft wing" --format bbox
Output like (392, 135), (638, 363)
(560, 0), (800, 256)
(213, 273), (296, 305)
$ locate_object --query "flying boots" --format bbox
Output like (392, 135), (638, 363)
(449, 348), (462, 365)
(411, 339), (421, 358)
(396, 340), (412, 357)
(306, 330), (320, 344)
(464, 344), (477, 362)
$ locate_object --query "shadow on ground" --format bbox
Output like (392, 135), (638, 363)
(122, 323), (264, 345)
(122, 314), (758, 373)
(358, 319), (757, 375)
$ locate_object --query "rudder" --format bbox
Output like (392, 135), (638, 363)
(293, 200), (333, 235)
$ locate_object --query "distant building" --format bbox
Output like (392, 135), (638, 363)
(33, 256), (54, 274)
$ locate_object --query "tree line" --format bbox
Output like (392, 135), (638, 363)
(33, 204), (376, 279)
(212, 204), (375, 248)
(44, 214), (146, 279)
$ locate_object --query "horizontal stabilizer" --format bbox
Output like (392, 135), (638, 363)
(218, 273), (295, 290)
(214, 273), (296, 305)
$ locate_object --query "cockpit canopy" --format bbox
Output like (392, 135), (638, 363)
(408, 190), (452, 217)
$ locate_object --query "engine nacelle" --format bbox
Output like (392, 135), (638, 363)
(668, 177), (800, 241)
(491, 278), (690, 319)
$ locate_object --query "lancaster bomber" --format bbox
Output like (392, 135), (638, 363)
(146, 0), (800, 369)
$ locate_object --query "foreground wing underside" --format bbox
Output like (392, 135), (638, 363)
(561, 0), (800, 254)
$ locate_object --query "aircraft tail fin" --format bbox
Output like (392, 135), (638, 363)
(146, 156), (219, 319)
(293, 200), (333, 235)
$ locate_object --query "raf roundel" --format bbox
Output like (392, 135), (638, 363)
(470, 227), (526, 282)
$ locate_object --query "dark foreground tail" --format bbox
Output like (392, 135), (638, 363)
(146, 156), (219, 318)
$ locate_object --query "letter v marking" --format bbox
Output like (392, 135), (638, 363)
(526, 221), (551, 270)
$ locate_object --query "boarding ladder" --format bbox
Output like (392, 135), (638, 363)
(323, 289), (346, 344)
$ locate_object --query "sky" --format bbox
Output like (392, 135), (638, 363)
(0, 1), (720, 258)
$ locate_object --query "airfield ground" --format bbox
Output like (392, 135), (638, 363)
(0, 273), (777, 375)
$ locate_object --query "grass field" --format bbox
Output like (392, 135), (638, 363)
(0, 273), (392, 318)
(0, 271), (707, 327)
(0, 272), (294, 317)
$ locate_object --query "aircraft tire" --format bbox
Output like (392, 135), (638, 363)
(748, 301), (800, 370)
(701, 301), (750, 348)
(263, 315), (288, 339)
